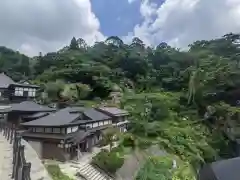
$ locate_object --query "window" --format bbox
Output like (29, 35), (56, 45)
(99, 121), (103, 126)
(45, 128), (52, 133)
(53, 128), (61, 133)
(28, 88), (36, 97)
(35, 128), (43, 133)
(67, 127), (72, 134)
(109, 120), (112, 124)
(14, 87), (23, 96)
(61, 128), (65, 134)
(86, 124), (92, 129)
(93, 122), (98, 128)
(71, 126), (78, 133)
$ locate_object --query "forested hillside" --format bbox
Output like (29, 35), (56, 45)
(2, 34), (240, 102)
(2, 33), (240, 179)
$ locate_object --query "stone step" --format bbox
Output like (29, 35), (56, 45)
(78, 163), (113, 180)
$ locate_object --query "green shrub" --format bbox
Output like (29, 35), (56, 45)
(136, 156), (196, 180)
(91, 149), (124, 174)
(46, 164), (73, 180)
(121, 133), (135, 148)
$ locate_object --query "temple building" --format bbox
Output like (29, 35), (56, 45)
(0, 72), (39, 103)
(19, 106), (129, 161)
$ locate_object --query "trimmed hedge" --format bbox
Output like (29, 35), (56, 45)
(91, 149), (124, 174)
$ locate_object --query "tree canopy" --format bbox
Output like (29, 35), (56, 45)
(2, 33), (240, 179)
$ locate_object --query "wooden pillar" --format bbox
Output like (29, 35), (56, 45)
(3, 123), (6, 137)
(7, 124), (11, 140)
(12, 139), (21, 179)
(17, 145), (25, 180)
(22, 163), (31, 180)
(10, 124), (15, 144)
(77, 144), (81, 161)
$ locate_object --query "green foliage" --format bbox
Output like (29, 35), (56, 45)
(46, 164), (73, 180)
(102, 126), (119, 150)
(122, 93), (228, 170)
(2, 33), (240, 103)
(91, 149), (124, 175)
(44, 80), (65, 101)
(136, 156), (196, 180)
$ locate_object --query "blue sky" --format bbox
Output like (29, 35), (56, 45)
(91, 0), (165, 38)
(0, 0), (239, 56)
(91, 0), (143, 36)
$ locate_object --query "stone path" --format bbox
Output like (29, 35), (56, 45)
(0, 133), (52, 180)
(0, 134), (13, 180)
(21, 139), (52, 180)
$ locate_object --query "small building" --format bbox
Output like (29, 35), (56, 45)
(20, 107), (129, 161)
(96, 107), (129, 132)
(0, 72), (39, 103)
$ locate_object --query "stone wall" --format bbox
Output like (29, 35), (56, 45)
(21, 139), (52, 180)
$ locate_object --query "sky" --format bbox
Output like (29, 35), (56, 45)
(0, 0), (240, 56)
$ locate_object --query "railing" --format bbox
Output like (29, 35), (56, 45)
(0, 122), (31, 180)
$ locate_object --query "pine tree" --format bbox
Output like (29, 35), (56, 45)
(69, 37), (79, 50)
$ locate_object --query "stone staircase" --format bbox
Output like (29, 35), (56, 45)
(78, 163), (113, 180)
(60, 145), (115, 180)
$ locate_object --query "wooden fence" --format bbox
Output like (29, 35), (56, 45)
(0, 122), (31, 180)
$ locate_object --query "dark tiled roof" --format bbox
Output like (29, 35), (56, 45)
(21, 107), (111, 127)
(65, 130), (89, 143)
(0, 73), (15, 88)
(21, 108), (80, 127)
(11, 82), (39, 88)
(0, 73), (39, 88)
(67, 107), (110, 121)
(8, 101), (55, 112)
(65, 125), (111, 143)
(67, 107), (110, 120)
(84, 108), (110, 120)
(199, 157), (240, 180)
(22, 112), (50, 119)
(97, 107), (128, 116)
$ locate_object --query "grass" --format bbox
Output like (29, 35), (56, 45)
(46, 164), (73, 180)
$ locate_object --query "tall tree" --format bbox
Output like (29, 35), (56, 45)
(69, 37), (79, 50)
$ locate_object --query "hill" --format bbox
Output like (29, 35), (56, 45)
(2, 33), (240, 179)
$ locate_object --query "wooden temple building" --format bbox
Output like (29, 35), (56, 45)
(17, 106), (129, 161)
(0, 72), (39, 103)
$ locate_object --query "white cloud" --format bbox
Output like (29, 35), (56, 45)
(0, 0), (105, 56)
(128, 0), (137, 4)
(126, 0), (240, 48)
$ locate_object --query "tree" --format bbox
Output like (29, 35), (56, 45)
(105, 36), (124, 47)
(77, 38), (88, 50)
(102, 126), (118, 151)
(44, 80), (65, 101)
(69, 37), (79, 50)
